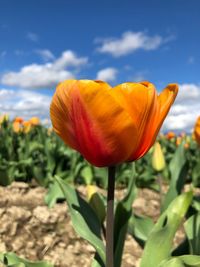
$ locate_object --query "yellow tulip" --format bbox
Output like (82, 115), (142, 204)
(13, 122), (21, 133)
(152, 142), (166, 172)
(0, 114), (9, 124)
(29, 117), (40, 125)
(50, 80), (178, 167)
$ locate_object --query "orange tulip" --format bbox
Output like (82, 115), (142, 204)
(194, 116), (200, 146)
(50, 80), (178, 167)
(184, 143), (189, 149)
(23, 121), (32, 133)
(166, 131), (176, 140)
(14, 117), (24, 124)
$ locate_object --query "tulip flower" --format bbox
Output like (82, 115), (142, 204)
(194, 116), (200, 146)
(50, 80), (178, 167)
(14, 117), (24, 124)
(13, 121), (21, 133)
(29, 117), (40, 125)
(23, 121), (32, 133)
(166, 131), (176, 140)
(152, 142), (166, 172)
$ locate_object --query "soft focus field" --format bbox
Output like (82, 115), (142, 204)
(0, 117), (200, 267)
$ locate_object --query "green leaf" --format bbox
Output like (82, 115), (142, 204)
(162, 142), (188, 212)
(45, 181), (65, 208)
(140, 191), (193, 267)
(55, 176), (105, 264)
(91, 253), (105, 267)
(114, 163), (137, 267)
(184, 213), (200, 255)
(159, 255), (200, 267)
(128, 214), (154, 247)
(81, 166), (93, 185)
(0, 252), (53, 267)
(89, 191), (106, 224)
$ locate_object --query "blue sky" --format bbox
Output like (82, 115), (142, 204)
(0, 0), (200, 132)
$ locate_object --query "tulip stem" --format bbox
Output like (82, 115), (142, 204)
(106, 166), (116, 267)
(158, 174), (163, 208)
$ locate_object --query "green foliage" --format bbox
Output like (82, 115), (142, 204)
(161, 141), (189, 212)
(128, 214), (154, 247)
(140, 192), (193, 267)
(158, 255), (200, 267)
(0, 252), (53, 267)
(1, 120), (200, 193)
(55, 176), (106, 266)
(184, 213), (200, 255)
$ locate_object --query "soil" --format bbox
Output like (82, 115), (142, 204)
(0, 182), (184, 267)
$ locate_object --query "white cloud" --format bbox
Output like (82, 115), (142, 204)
(0, 88), (51, 122)
(1, 50), (88, 89)
(97, 31), (165, 57)
(163, 83), (200, 132)
(96, 67), (118, 82)
(27, 32), (39, 42)
(35, 49), (55, 61)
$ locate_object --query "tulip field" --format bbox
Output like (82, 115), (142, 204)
(0, 113), (200, 267)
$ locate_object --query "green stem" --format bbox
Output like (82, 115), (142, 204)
(106, 166), (116, 267)
(158, 173), (163, 209)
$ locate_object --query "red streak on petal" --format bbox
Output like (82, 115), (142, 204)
(70, 89), (114, 167)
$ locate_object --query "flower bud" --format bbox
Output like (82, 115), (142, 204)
(152, 142), (166, 172)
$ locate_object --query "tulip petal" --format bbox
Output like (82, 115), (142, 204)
(110, 82), (157, 160)
(194, 116), (200, 145)
(130, 83), (178, 160)
(50, 80), (79, 149)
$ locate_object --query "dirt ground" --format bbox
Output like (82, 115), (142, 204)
(0, 181), (183, 267)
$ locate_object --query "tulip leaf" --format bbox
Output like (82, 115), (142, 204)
(184, 213), (200, 255)
(158, 255), (200, 267)
(114, 163), (137, 267)
(55, 176), (105, 265)
(140, 191), (193, 267)
(0, 252), (53, 267)
(162, 142), (188, 212)
(89, 191), (106, 224)
(80, 165), (93, 185)
(91, 253), (105, 267)
(128, 214), (154, 247)
(45, 181), (65, 208)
